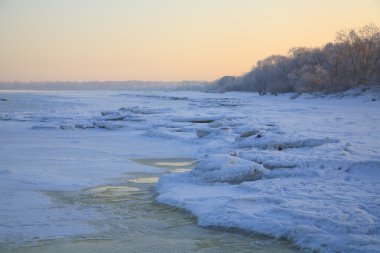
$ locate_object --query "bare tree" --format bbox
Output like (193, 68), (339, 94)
(336, 24), (380, 86)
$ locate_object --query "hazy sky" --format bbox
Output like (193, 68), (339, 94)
(0, 0), (379, 82)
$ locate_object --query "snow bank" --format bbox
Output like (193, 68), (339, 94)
(157, 157), (380, 253)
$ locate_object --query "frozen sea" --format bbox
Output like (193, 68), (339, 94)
(0, 90), (379, 252)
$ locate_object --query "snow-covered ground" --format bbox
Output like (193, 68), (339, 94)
(0, 90), (379, 252)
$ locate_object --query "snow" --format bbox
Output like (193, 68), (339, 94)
(157, 166), (380, 252)
(1, 90), (379, 252)
(0, 91), (199, 247)
(188, 154), (264, 184)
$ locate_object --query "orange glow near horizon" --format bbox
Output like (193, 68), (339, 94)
(0, 0), (379, 82)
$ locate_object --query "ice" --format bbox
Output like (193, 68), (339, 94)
(93, 121), (126, 130)
(237, 135), (340, 150)
(239, 129), (260, 138)
(1, 90), (379, 252)
(31, 124), (60, 130)
(172, 115), (223, 124)
(157, 166), (380, 253)
(188, 154), (265, 184)
(0, 91), (201, 247)
(152, 92), (380, 252)
(196, 128), (222, 138)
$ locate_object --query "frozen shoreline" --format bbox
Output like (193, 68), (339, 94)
(1, 90), (379, 252)
(152, 92), (380, 253)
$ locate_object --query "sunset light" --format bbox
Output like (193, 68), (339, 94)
(1, 0), (379, 81)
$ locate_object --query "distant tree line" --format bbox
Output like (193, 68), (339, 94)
(0, 80), (208, 91)
(212, 24), (380, 94)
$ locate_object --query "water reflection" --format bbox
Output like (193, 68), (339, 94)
(128, 177), (159, 184)
(131, 157), (196, 171)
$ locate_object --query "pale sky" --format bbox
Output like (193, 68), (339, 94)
(0, 0), (379, 82)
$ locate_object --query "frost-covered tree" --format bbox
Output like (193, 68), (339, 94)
(210, 24), (380, 94)
(250, 55), (294, 94)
